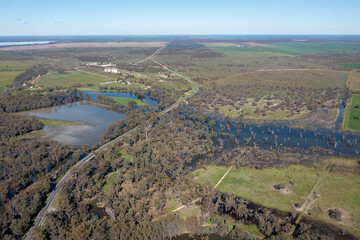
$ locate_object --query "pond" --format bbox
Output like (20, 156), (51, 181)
(22, 91), (157, 146)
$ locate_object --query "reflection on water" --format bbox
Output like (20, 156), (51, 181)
(0, 41), (53, 46)
(24, 101), (126, 146)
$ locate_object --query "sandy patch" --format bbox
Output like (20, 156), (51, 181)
(158, 79), (165, 82)
(324, 207), (352, 226)
(244, 42), (273, 47)
(272, 185), (292, 195)
(0, 42), (167, 51)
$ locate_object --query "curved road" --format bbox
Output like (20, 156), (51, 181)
(25, 49), (198, 240)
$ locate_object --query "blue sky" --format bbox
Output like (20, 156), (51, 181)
(1, 0), (360, 35)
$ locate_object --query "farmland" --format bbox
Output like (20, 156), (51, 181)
(38, 70), (111, 88)
(344, 95), (360, 131)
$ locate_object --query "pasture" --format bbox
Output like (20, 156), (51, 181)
(38, 70), (111, 88)
(193, 159), (360, 237)
(344, 95), (360, 131)
(193, 165), (318, 212)
(111, 96), (146, 106)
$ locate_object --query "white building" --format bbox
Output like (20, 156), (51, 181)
(104, 67), (118, 74)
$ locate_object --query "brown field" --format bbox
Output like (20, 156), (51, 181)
(0, 42), (167, 51)
(244, 42), (273, 47)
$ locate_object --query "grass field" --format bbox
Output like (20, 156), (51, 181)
(38, 70), (111, 88)
(343, 95), (360, 131)
(8, 130), (47, 142)
(194, 165), (319, 212)
(349, 70), (360, 92)
(337, 63), (360, 69)
(193, 160), (360, 237)
(308, 158), (360, 237)
(220, 99), (310, 120)
(36, 118), (80, 126)
(111, 96), (146, 106)
(218, 68), (348, 88)
(0, 60), (38, 71)
(0, 70), (23, 91)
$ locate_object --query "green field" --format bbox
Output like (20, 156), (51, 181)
(8, 130), (47, 142)
(343, 95), (360, 131)
(111, 97), (146, 106)
(194, 165), (319, 212)
(221, 101), (310, 120)
(38, 70), (111, 88)
(193, 160), (360, 237)
(0, 70), (23, 91)
(36, 118), (80, 126)
(0, 60), (38, 71)
(309, 170), (360, 237)
(337, 63), (360, 69)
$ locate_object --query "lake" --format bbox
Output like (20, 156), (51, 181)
(0, 41), (53, 46)
(23, 91), (157, 146)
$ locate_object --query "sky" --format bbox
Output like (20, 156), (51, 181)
(1, 0), (360, 36)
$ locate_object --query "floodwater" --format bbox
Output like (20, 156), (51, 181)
(23, 91), (157, 146)
(26, 101), (126, 146)
(82, 90), (158, 107)
(0, 41), (53, 46)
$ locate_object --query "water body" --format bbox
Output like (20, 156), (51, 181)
(22, 91), (157, 146)
(82, 90), (158, 107)
(26, 101), (126, 146)
(211, 115), (360, 157)
(0, 41), (53, 46)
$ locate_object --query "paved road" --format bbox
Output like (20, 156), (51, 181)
(25, 49), (198, 240)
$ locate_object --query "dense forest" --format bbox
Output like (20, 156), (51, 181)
(12, 65), (50, 87)
(0, 113), (42, 139)
(0, 88), (83, 112)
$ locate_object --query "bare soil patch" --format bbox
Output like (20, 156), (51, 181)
(0, 42), (167, 51)
(324, 207), (352, 226)
(244, 42), (273, 47)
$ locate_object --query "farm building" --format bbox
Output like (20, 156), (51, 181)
(104, 67), (118, 74)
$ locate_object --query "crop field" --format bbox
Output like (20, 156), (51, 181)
(344, 95), (360, 131)
(38, 70), (111, 88)
(193, 159), (360, 237)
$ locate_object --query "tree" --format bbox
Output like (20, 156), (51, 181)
(128, 100), (137, 109)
